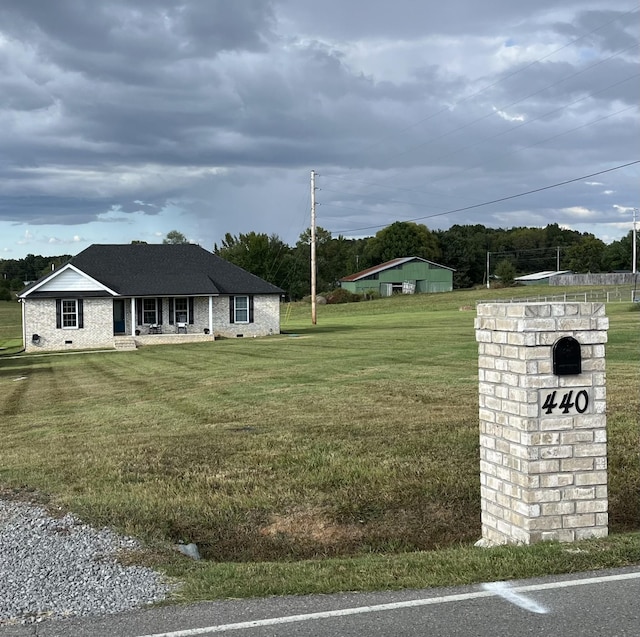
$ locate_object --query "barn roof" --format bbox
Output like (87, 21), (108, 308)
(340, 256), (455, 282)
(514, 270), (572, 282)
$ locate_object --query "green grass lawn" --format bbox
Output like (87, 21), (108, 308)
(0, 289), (639, 601)
(0, 300), (22, 355)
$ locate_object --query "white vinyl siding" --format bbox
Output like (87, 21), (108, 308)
(36, 267), (107, 292)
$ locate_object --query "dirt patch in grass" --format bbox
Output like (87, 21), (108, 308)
(261, 508), (366, 545)
(243, 504), (478, 560)
(0, 485), (51, 506)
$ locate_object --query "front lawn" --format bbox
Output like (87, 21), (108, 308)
(0, 290), (638, 600)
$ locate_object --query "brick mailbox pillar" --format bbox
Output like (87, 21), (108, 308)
(475, 302), (608, 545)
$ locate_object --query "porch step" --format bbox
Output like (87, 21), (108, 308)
(114, 337), (137, 351)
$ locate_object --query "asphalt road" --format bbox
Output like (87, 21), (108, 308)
(2, 566), (639, 637)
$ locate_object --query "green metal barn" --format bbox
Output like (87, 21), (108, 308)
(339, 257), (454, 296)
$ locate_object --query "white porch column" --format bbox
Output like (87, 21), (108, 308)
(208, 295), (213, 335)
(130, 298), (136, 336)
(20, 299), (26, 347)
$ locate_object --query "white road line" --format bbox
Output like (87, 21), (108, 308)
(137, 570), (640, 637)
(481, 581), (548, 614)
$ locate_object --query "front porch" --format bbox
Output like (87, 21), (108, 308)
(114, 332), (215, 350)
(114, 296), (217, 339)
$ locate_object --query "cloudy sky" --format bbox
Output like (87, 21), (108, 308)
(0, 0), (638, 259)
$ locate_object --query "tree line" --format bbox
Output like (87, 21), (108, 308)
(1, 222), (636, 301)
(0, 253), (71, 300)
(212, 222), (637, 299)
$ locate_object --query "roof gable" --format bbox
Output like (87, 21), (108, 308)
(19, 264), (117, 298)
(340, 256), (454, 282)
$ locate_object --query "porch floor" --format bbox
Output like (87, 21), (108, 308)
(114, 333), (215, 348)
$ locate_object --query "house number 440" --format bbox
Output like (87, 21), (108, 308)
(540, 389), (591, 416)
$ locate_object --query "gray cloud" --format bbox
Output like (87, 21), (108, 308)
(278, 0), (593, 39)
(0, 0), (637, 255)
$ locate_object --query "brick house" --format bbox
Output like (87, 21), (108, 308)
(18, 244), (283, 352)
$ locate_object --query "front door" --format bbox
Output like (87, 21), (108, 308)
(113, 300), (126, 334)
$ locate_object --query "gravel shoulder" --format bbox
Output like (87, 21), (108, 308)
(0, 499), (173, 626)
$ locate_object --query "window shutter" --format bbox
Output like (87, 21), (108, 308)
(78, 299), (84, 329)
(229, 297), (235, 324)
(157, 298), (163, 324)
(188, 297), (194, 324)
(55, 299), (62, 329)
(249, 295), (254, 323)
(136, 299), (142, 325)
(168, 299), (174, 325)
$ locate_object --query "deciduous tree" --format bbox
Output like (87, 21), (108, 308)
(163, 230), (189, 244)
(214, 232), (291, 293)
(365, 222), (440, 265)
(565, 235), (607, 273)
(603, 231), (635, 272)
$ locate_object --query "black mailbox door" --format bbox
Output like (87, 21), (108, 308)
(553, 336), (582, 375)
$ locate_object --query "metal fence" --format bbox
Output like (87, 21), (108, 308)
(478, 287), (638, 305)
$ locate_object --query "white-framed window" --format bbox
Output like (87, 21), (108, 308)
(229, 295), (253, 324)
(56, 298), (83, 329)
(174, 297), (188, 324)
(234, 295), (249, 323)
(143, 298), (158, 324)
(62, 299), (78, 328)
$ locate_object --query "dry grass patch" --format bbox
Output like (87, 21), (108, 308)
(261, 507), (366, 544)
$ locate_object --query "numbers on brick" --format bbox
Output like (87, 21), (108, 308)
(574, 389), (589, 413)
(541, 391), (558, 414)
(541, 389), (589, 415)
(559, 391), (575, 413)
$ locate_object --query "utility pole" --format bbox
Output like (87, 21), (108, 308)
(557, 246), (560, 272)
(486, 251), (490, 289)
(310, 170), (317, 325)
(633, 209), (638, 275)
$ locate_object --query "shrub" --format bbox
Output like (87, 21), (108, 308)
(326, 288), (361, 304)
(301, 295), (327, 305)
(494, 260), (516, 287)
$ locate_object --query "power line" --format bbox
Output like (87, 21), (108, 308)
(323, 101), (637, 228)
(490, 246), (568, 257)
(321, 67), (639, 210)
(421, 100), (638, 192)
(320, 8), (638, 224)
(377, 51), (640, 169)
(348, 6), (639, 162)
(370, 44), (640, 170)
(329, 160), (640, 235)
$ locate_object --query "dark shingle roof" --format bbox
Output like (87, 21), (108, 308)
(66, 244), (284, 296)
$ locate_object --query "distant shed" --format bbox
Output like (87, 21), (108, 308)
(339, 257), (454, 296)
(515, 270), (572, 285)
